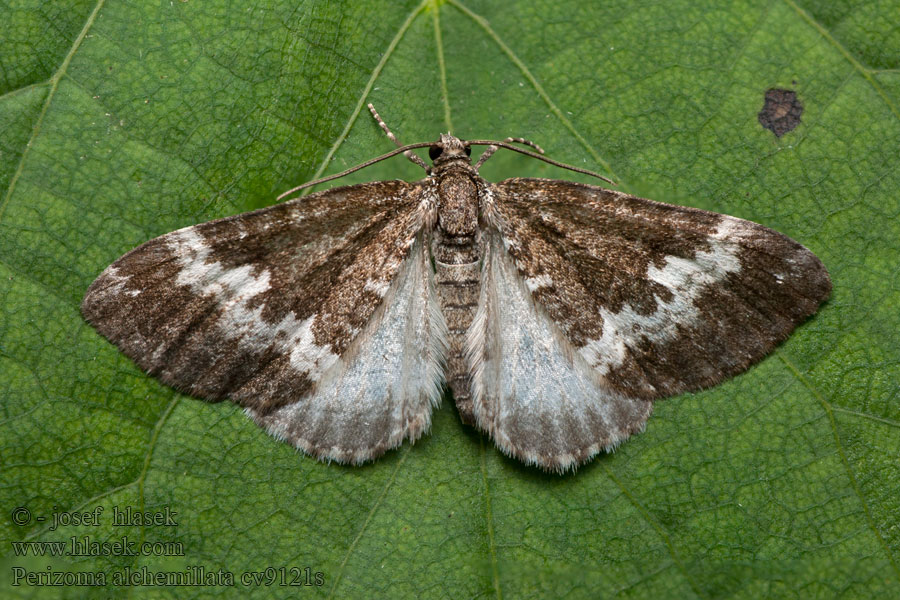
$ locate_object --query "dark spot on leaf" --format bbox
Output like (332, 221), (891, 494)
(758, 89), (803, 137)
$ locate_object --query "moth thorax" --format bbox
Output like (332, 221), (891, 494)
(437, 173), (477, 237)
(434, 172), (479, 265)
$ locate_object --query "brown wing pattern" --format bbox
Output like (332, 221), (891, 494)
(487, 178), (831, 400)
(83, 181), (430, 416)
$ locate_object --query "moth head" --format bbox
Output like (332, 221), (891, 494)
(429, 133), (471, 164)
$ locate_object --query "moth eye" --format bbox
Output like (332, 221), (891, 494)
(464, 146), (472, 156)
(429, 146), (443, 161)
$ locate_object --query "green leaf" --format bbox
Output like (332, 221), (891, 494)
(2, 0), (898, 598)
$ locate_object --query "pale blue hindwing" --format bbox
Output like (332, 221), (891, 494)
(248, 235), (448, 464)
(466, 231), (653, 472)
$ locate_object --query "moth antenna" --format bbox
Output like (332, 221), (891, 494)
(276, 142), (437, 201)
(468, 140), (616, 185)
(508, 137), (545, 154)
(368, 103), (432, 174)
(474, 137), (545, 169)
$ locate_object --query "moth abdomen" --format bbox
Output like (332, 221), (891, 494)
(434, 260), (480, 425)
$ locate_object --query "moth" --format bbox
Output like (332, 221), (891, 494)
(82, 105), (831, 472)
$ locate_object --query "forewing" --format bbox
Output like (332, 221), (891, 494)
(82, 180), (446, 463)
(487, 178), (831, 400)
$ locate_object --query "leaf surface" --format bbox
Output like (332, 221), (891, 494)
(2, 1), (898, 598)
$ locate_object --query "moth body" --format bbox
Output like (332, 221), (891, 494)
(82, 106), (831, 472)
(430, 134), (483, 423)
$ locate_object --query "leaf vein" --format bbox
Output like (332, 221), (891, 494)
(432, 4), (453, 132)
(600, 463), (705, 598)
(479, 437), (502, 600)
(307, 0), (431, 188)
(0, 0), (108, 222)
(832, 406), (900, 429)
(327, 449), (409, 599)
(778, 353), (900, 582)
(782, 0), (900, 120)
(447, 0), (619, 183)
